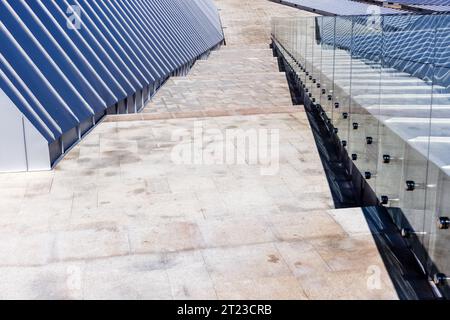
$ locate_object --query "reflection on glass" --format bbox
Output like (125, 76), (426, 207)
(271, 13), (450, 297)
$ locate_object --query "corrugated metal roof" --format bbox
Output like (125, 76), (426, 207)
(272, 0), (404, 16)
(376, 0), (450, 4)
(411, 4), (450, 11)
(371, 0), (450, 12)
(0, 0), (224, 143)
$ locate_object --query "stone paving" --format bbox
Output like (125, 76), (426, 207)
(0, 114), (398, 299)
(0, 0), (400, 299)
(144, 49), (291, 114)
(143, 0), (313, 115)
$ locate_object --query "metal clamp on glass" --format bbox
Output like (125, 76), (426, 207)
(383, 155), (404, 164)
(353, 123), (359, 130)
(401, 228), (427, 238)
(381, 196), (400, 206)
(405, 181), (436, 191)
(352, 154), (358, 161)
(334, 102), (340, 109)
(366, 137), (373, 145)
(365, 172), (376, 180)
(343, 112), (349, 119)
(406, 180), (416, 191)
(342, 140), (347, 147)
(433, 273), (449, 286)
(438, 217), (450, 230)
(381, 196), (389, 205)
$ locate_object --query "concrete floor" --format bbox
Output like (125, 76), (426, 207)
(0, 0), (399, 299)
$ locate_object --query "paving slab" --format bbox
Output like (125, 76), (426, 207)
(0, 0), (401, 300)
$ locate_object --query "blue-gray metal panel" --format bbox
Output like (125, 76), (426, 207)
(144, 0), (198, 60)
(0, 6), (95, 122)
(192, 0), (224, 44)
(411, 4), (450, 11)
(171, 0), (215, 54)
(27, 0), (131, 100)
(195, 0), (223, 34)
(40, 0), (139, 95)
(176, 1), (210, 54)
(0, 57), (60, 142)
(113, 0), (179, 71)
(377, 0), (450, 4)
(0, 24), (79, 135)
(0, 0), (224, 166)
(372, 0), (450, 12)
(56, 0), (144, 89)
(9, 1), (113, 109)
(122, 0), (188, 66)
(107, 0), (176, 74)
(89, 0), (165, 79)
(179, 0), (218, 47)
(0, 1), (106, 118)
(135, 0), (190, 62)
(69, 0), (150, 86)
(198, 0), (225, 40)
(157, 0), (207, 57)
(275, 0), (404, 15)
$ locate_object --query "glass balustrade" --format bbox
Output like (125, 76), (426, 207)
(272, 13), (450, 298)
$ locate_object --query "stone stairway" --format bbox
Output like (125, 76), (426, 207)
(143, 47), (293, 114)
(105, 45), (298, 123)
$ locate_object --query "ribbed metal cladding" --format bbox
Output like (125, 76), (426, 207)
(0, 0), (224, 172)
(271, 0), (404, 15)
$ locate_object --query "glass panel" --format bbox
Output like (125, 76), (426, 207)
(425, 14), (450, 295)
(348, 15), (383, 192)
(298, 17), (308, 83)
(271, 13), (450, 297)
(383, 15), (433, 263)
(332, 16), (353, 145)
(303, 17), (316, 104)
(310, 17), (323, 105)
(318, 16), (336, 120)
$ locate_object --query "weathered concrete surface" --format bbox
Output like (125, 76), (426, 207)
(0, 113), (398, 300)
(0, 0), (399, 299)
